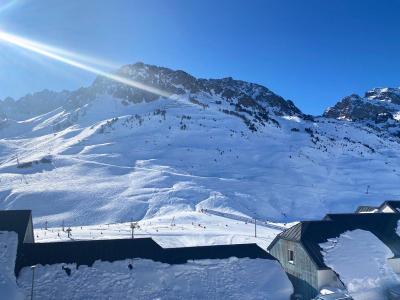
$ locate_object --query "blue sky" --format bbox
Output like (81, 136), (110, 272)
(0, 0), (399, 115)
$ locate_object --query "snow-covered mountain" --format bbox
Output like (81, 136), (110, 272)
(1, 62), (400, 226)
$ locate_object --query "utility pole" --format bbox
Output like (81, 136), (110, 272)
(254, 218), (257, 238)
(30, 265), (36, 300)
(130, 222), (138, 239)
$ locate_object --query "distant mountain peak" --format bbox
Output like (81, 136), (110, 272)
(323, 87), (400, 137)
(90, 62), (304, 130)
(0, 62), (304, 133)
(365, 87), (400, 104)
(100, 62), (302, 108)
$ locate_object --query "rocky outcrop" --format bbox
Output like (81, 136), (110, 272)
(323, 87), (400, 137)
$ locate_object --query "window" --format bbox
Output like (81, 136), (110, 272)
(288, 249), (294, 264)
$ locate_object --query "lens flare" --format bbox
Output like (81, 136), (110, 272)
(0, 30), (171, 98)
(3, 34), (121, 70)
(0, 0), (20, 14)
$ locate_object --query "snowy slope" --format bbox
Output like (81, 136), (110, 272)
(1, 63), (400, 227)
(34, 210), (284, 251)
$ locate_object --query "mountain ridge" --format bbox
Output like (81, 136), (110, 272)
(1, 62), (400, 226)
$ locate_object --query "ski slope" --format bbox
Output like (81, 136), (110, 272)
(34, 210), (286, 251)
(1, 63), (400, 227)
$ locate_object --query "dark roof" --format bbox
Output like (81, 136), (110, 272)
(0, 210), (275, 277)
(272, 222), (303, 242)
(16, 238), (274, 275)
(269, 213), (400, 269)
(0, 210), (32, 244)
(380, 201), (400, 212)
(355, 205), (378, 213)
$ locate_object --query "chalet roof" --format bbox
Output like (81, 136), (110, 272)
(16, 239), (274, 275)
(0, 210), (32, 244)
(268, 213), (400, 269)
(276, 222), (303, 241)
(380, 200), (400, 212)
(355, 205), (378, 213)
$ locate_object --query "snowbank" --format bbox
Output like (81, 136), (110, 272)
(17, 257), (292, 300)
(320, 229), (400, 300)
(0, 231), (23, 300)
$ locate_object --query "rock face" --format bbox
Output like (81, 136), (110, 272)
(1, 62), (303, 132)
(92, 62), (303, 131)
(94, 62), (302, 114)
(0, 90), (70, 120)
(323, 87), (400, 137)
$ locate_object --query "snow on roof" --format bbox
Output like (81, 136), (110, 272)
(0, 231), (23, 299)
(269, 213), (400, 269)
(16, 257), (293, 299)
(355, 205), (378, 213)
(320, 229), (400, 300)
(381, 200), (400, 211)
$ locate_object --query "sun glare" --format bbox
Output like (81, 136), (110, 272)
(0, 0), (19, 14)
(0, 30), (171, 99)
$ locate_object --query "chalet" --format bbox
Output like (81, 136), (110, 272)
(355, 200), (400, 214)
(378, 200), (400, 213)
(268, 213), (400, 299)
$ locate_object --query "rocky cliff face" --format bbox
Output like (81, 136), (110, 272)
(92, 62), (304, 131)
(323, 87), (400, 137)
(2, 62), (304, 132)
(94, 62), (302, 115)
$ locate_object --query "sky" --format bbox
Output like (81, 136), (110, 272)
(0, 0), (399, 115)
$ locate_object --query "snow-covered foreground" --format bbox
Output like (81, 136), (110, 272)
(34, 211), (285, 251)
(320, 229), (400, 300)
(0, 212), (292, 300)
(20, 211), (293, 299)
(17, 258), (292, 300)
(0, 218), (293, 300)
